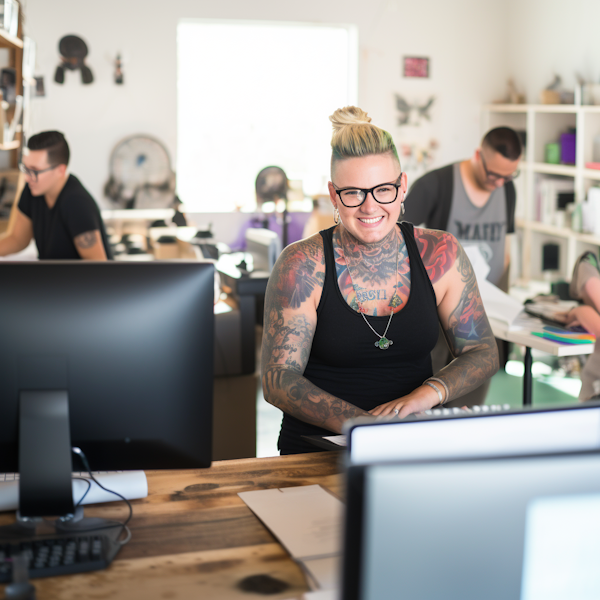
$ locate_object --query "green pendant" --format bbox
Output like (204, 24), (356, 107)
(376, 337), (393, 350)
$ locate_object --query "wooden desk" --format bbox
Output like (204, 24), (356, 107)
(0, 452), (343, 599)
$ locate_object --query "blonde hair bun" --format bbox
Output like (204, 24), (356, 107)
(329, 106), (372, 131)
(329, 106), (399, 168)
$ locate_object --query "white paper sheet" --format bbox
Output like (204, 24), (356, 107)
(463, 245), (525, 330)
(322, 435), (346, 447)
(478, 278), (526, 330)
(239, 484), (343, 591)
(464, 244), (491, 282)
(301, 556), (340, 591)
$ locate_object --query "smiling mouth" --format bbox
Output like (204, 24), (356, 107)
(359, 216), (384, 224)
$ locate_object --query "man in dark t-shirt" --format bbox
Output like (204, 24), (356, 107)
(0, 130), (111, 259)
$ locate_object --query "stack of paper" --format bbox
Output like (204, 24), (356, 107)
(238, 485), (342, 592)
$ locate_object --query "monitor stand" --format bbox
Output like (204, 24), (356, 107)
(0, 391), (124, 542)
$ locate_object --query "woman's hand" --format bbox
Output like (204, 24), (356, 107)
(369, 386), (440, 419)
(556, 306), (593, 330)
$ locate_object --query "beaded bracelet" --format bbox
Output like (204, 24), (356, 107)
(424, 381), (443, 405)
(427, 377), (450, 405)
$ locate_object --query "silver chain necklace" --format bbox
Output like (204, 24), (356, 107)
(341, 231), (400, 350)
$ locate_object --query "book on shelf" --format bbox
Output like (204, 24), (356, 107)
(535, 176), (574, 225)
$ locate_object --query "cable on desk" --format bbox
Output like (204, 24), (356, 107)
(74, 477), (92, 507)
(70, 447), (133, 545)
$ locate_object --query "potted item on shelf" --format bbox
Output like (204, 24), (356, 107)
(540, 75), (562, 104)
(539, 74), (574, 105)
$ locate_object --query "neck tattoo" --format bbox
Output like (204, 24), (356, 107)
(340, 231), (400, 350)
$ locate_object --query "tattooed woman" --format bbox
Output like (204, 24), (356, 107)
(261, 106), (499, 455)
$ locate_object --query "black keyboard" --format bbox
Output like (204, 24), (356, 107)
(0, 531), (122, 581)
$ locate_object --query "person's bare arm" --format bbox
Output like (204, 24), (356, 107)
(74, 230), (107, 260)
(261, 236), (369, 434)
(558, 277), (600, 336)
(422, 229), (499, 400)
(0, 209), (33, 256)
(370, 229), (499, 417)
(561, 305), (600, 336)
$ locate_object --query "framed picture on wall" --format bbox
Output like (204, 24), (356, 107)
(403, 56), (429, 78)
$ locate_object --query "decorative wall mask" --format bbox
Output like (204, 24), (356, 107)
(54, 35), (94, 85)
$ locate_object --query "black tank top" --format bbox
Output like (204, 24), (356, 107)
(278, 222), (440, 454)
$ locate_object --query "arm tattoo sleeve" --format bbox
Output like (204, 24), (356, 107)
(261, 239), (369, 432)
(415, 229), (459, 284)
(433, 241), (499, 401)
(74, 230), (99, 250)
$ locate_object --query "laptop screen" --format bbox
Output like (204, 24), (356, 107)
(342, 453), (600, 600)
(347, 404), (600, 464)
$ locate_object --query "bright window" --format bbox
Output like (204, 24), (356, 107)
(177, 20), (358, 212)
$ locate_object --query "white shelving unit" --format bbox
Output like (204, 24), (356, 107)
(483, 104), (600, 284)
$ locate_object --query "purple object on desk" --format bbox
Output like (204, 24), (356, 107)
(229, 212), (312, 252)
(560, 132), (576, 164)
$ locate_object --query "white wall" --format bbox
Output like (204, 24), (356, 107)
(507, 0), (600, 104)
(25, 0), (510, 206)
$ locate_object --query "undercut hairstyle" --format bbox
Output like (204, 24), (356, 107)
(481, 127), (522, 161)
(27, 130), (70, 166)
(330, 106), (400, 175)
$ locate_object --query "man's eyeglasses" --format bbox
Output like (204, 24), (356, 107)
(480, 152), (520, 183)
(18, 163), (59, 182)
(332, 175), (403, 208)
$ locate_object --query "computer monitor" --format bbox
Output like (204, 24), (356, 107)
(245, 228), (282, 273)
(0, 261), (215, 520)
(345, 402), (600, 465)
(342, 451), (600, 600)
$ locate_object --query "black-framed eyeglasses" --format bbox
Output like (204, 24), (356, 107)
(18, 163), (59, 182)
(332, 175), (403, 208)
(480, 152), (520, 183)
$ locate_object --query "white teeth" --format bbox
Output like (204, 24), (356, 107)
(360, 216), (383, 224)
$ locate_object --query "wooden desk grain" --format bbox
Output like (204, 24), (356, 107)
(0, 452), (343, 599)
